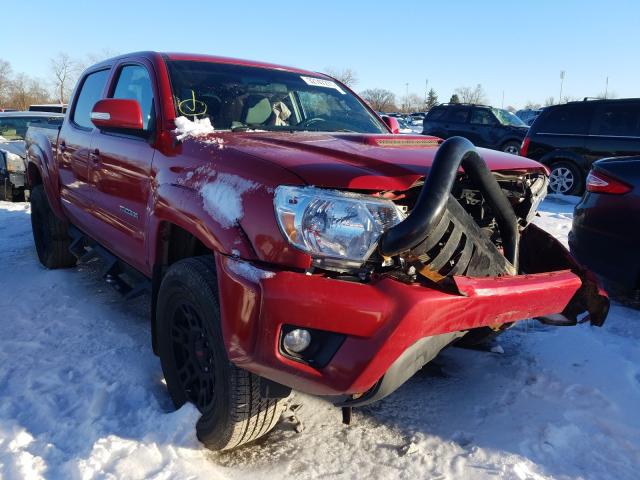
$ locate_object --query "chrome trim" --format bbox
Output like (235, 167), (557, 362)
(90, 111), (111, 121)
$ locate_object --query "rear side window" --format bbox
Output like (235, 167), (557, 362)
(445, 107), (470, 123)
(537, 104), (592, 135)
(111, 65), (155, 131)
(591, 103), (640, 137)
(426, 107), (446, 120)
(72, 70), (110, 129)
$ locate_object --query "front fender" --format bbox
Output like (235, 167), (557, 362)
(147, 182), (258, 265)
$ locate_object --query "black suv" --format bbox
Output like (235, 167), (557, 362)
(521, 98), (640, 195)
(422, 104), (528, 155)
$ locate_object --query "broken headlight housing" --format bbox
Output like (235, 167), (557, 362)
(3, 151), (25, 173)
(274, 186), (405, 271)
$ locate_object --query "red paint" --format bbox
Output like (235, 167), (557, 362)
(25, 51), (608, 398)
(91, 99), (143, 130)
(216, 254), (582, 395)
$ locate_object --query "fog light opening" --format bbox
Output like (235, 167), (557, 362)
(283, 328), (311, 354)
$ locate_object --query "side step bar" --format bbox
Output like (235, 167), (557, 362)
(68, 226), (151, 300)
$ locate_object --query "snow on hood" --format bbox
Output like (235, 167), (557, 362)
(173, 116), (224, 149)
(200, 173), (258, 228)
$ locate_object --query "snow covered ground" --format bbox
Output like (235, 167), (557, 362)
(0, 196), (639, 480)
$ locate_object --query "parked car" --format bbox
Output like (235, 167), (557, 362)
(422, 103), (528, 155)
(520, 98), (640, 195)
(0, 112), (63, 201)
(516, 108), (543, 126)
(25, 51), (607, 451)
(396, 117), (422, 135)
(569, 156), (640, 299)
(28, 104), (67, 113)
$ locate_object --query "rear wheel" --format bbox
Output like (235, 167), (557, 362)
(30, 184), (77, 269)
(502, 141), (521, 155)
(157, 256), (286, 451)
(548, 161), (583, 195)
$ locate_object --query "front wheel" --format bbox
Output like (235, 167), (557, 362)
(156, 256), (287, 451)
(502, 141), (521, 155)
(548, 161), (583, 195)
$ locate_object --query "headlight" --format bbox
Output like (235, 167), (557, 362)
(4, 151), (25, 173)
(274, 186), (405, 271)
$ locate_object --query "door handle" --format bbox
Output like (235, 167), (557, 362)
(59, 141), (66, 153)
(88, 149), (100, 162)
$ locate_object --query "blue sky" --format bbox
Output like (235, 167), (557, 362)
(4, 0), (636, 108)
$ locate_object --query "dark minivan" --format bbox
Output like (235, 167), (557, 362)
(520, 98), (640, 195)
(422, 104), (528, 155)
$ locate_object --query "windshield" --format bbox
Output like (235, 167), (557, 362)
(166, 61), (386, 133)
(492, 108), (527, 127)
(0, 116), (63, 141)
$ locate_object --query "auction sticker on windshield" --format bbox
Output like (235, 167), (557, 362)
(300, 76), (346, 94)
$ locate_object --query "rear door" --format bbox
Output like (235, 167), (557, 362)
(441, 106), (471, 139)
(532, 103), (593, 168)
(585, 101), (640, 165)
(88, 61), (157, 274)
(58, 69), (110, 228)
(468, 108), (499, 147)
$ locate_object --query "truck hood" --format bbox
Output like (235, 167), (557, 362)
(223, 132), (545, 191)
(0, 138), (26, 158)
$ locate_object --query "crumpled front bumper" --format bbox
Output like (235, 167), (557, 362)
(214, 223), (608, 399)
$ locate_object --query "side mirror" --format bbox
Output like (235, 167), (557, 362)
(91, 99), (143, 131)
(381, 115), (400, 134)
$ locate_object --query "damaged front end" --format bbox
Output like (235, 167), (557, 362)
(373, 136), (608, 327)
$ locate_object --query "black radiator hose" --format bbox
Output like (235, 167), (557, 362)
(379, 136), (520, 270)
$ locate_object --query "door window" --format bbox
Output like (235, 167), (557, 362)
(445, 107), (470, 123)
(538, 104), (592, 135)
(72, 70), (110, 129)
(591, 104), (640, 137)
(111, 65), (155, 131)
(470, 109), (496, 125)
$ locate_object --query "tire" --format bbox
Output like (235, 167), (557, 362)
(548, 161), (584, 195)
(502, 140), (521, 155)
(156, 256), (286, 451)
(455, 327), (503, 348)
(30, 184), (77, 269)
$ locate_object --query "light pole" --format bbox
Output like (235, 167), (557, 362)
(405, 83), (409, 113)
(605, 76), (609, 99)
(559, 70), (565, 103)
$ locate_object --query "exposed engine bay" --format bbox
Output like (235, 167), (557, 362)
(364, 139), (549, 287)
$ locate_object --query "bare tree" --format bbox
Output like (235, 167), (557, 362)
(360, 88), (397, 112)
(453, 84), (487, 104)
(523, 100), (541, 110)
(324, 67), (358, 88)
(402, 93), (424, 113)
(544, 96), (556, 107)
(8, 73), (51, 110)
(0, 59), (12, 106)
(50, 53), (80, 104)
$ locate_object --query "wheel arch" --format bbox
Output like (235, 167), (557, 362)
(26, 133), (66, 220)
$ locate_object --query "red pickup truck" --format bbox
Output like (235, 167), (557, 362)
(25, 51), (608, 451)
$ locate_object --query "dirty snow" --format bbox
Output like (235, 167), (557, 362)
(227, 258), (276, 282)
(200, 173), (258, 229)
(1, 196), (639, 480)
